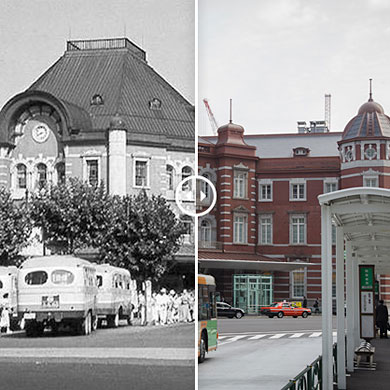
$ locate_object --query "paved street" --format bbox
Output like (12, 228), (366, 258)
(0, 322), (194, 390)
(199, 316), (337, 390)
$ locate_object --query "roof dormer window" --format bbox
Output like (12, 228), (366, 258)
(293, 147), (310, 157)
(91, 94), (104, 106)
(149, 98), (162, 110)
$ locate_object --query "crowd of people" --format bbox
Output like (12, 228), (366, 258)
(133, 288), (195, 326)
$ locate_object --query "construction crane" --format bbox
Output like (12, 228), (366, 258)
(203, 98), (219, 135)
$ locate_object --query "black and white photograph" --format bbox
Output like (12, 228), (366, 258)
(0, 1), (195, 389)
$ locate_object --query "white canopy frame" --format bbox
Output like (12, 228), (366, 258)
(319, 187), (390, 390)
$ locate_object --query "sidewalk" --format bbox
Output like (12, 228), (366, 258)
(344, 338), (390, 390)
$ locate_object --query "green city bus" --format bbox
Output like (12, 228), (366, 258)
(198, 274), (218, 363)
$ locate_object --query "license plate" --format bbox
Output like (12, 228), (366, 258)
(24, 313), (36, 320)
(41, 295), (60, 308)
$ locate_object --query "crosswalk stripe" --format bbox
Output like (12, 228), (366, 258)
(228, 335), (247, 341)
(218, 336), (228, 340)
(333, 331), (337, 336)
(248, 334), (269, 340)
(289, 333), (305, 338)
(269, 333), (286, 339)
(309, 332), (322, 338)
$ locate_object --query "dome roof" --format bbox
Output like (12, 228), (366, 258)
(358, 99), (384, 115)
(341, 98), (390, 141)
(216, 121), (246, 146)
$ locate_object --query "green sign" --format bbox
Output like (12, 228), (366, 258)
(360, 267), (374, 290)
(375, 280), (379, 295)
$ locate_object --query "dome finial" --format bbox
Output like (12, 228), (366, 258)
(229, 98), (233, 123)
(369, 78), (373, 102)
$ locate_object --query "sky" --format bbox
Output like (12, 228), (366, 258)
(199, 0), (390, 135)
(0, 0), (194, 109)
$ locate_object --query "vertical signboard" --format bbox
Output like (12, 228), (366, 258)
(359, 265), (375, 339)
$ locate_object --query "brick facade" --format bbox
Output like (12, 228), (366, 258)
(199, 96), (390, 310)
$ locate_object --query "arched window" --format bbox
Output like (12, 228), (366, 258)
(56, 163), (65, 185)
(16, 164), (27, 189)
(181, 166), (193, 191)
(200, 219), (212, 246)
(166, 165), (174, 190)
(37, 163), (47, 189)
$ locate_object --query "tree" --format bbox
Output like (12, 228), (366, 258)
(30, 178), (112, 254)
(99, 190), (184, 282)
(0, 187), (31, 265)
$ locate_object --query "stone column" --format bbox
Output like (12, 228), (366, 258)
(108, 114), (127, 196)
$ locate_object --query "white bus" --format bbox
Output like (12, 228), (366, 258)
(0, 266), (18, 329)
(18, 256), (98, 336)
(95, 264), (135, 327)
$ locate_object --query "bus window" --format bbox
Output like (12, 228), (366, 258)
(199, 285), (210, 321)
(51, 270), (74, 285)
(25, 271), (48, 285)
(97, 275), (103, 288)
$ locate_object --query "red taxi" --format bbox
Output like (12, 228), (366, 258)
(260, 302), (311, 318)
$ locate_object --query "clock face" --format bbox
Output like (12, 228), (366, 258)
(365, 147), (376, 160)
(32, 123), (50, 143)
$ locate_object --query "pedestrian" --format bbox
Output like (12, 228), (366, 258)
(0, 305), (10, 334)
(303, 296), (307, 308)
(138, 291), (146, 326)
(313, 298), (320, 314)
(157, 288), (169, 325)
(376, 300), (389, 338)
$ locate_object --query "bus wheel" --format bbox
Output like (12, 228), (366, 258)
(92, 316), (98, 332)
(80, 312), (91, 335)
(25, 321), (38, 337)
(108, 313), (119, 328)
(199, 334), (206, 363)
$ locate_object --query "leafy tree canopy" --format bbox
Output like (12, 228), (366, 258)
(30, 178), (112, 254)
(99, 190), (184, 282)
(0, 187), (31, 265)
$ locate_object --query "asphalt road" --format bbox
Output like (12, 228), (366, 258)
(217, 315), (338, 334)
(0, 322), (195, 390)
(199, 315), (337, 390)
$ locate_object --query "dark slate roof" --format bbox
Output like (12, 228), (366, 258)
(342, 98), (390, 141)
(27, 38), (194, 142)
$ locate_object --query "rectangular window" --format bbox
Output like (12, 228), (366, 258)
(291, 268), (305, 298)
(324, 182), (337, 193)
(135, 160), (148, 187)
(87, 160), (98, 186)
(234, 171), (247, 198)
(364, 177), (378, 187)
(259, 215), (272, 244)
(291, 215), (306, 244)
(234, 214), (248, 244)
(290, 182), (306, 201)
(259, 183), (272, 201)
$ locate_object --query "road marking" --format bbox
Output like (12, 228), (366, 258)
(269, 333), (286, 339)
(0, 348), (194, 361)
(228, 335), (247, 342)
(289, 333), (305, 338)
(333, 331), (337, 336)
(218, 336), (229, 340)
(309, 332), (322, 338)
(248, 334), (270, 340)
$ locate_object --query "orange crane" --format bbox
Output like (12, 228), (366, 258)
(203, 98), (219, 135)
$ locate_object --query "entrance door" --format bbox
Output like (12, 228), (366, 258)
(233, 274), (273, 314)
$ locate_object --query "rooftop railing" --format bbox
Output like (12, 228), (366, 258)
(66, 38), (146, 59)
